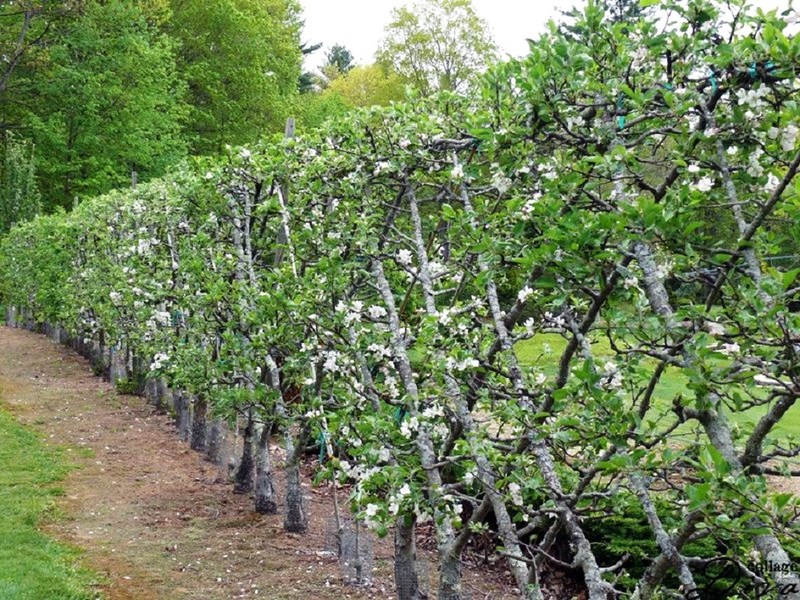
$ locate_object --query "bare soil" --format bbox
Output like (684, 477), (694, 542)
(0, 326), (518, 600)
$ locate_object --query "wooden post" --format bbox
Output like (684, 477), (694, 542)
(131, 170), (138, 189)
(274, 118), (296, 267)
(284, 117), (296, 139)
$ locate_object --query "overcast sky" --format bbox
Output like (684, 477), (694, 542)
(298, 0), (792, 71)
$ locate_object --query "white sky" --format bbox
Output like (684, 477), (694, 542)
(298, 0), (792, 71)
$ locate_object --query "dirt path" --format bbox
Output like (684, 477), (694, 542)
(0, 326), (400, 600)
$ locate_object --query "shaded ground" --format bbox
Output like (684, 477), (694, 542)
(0, 326), (394, 600)
(0, 326), (519, 600)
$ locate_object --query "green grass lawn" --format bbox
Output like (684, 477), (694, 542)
(0, 408), (99, 600)
(515, 333), (800, 438)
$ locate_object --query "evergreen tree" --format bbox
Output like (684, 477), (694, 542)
(325, 44), (354, 75)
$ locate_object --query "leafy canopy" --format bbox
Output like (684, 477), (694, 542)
(376, 0), (497, 96)
(29, 0), (188, 208)
(168, 0), (303, 154)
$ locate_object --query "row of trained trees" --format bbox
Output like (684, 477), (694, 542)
(3, 2), (800, 599)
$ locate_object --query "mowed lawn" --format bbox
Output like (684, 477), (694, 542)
(0, 407), (98, 600)
(516, 334), (800, 438)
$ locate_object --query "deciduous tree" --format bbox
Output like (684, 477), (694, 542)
(376, 0), (496, 96)
(168, 0), (302, 154)
(29, 0), (188, 208)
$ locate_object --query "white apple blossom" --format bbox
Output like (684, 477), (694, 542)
(539, 163), (557, 180)
(492, 172), (513, 195)
(735, 86), (769, 109)
(695, 177), (714, 192)
(600, 361), (623, 390)
(384, 375), (400, 399)
(396, 248), (413, 266)
(720, 342), (740, 356)
(422, 404), (444, 418)
(149, 352), (169, 372)
(522, 194), (542, 216)
(344, 310), (361, 325)
(322, 350), (341, 373)
(518, 286), (534, 303)
(747, 148), (765, 177)
(367, 305), (387, 320)
(460, 358), (480, 370)
(427, 260), (447, 278)
(373, 161), (391, 175)
(508, 482), (524, 506)
(523, 317), (536, 335)
(400, 416), (419, 438)
(766, 172), (781, 192)
(781, 124), (798, 152)
(367, 343), (391, 358)
(388, 499), (400, 515)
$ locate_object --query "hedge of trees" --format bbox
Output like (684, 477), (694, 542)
(2, 2), (800, 599)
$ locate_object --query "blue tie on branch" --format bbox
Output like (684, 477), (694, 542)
(318, 430), (328, 463)
(709, 70), (718, 92)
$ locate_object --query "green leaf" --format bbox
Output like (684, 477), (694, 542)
(782, 268), (800, 290)
(774, 492), (793, 510)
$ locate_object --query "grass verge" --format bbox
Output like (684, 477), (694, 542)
(516, 333), (800, 435)
(0, 408), (99, 600)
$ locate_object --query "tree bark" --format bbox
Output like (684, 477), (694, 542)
(190, 394), (208, 452)
(206, 417), (226, 467)
(233, 408), (255, 494)
(254, 422), (277, 514)
(395, 515), (425, 600)
(283, 424), (309, 533)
